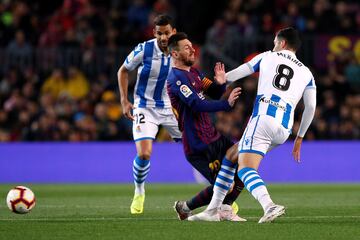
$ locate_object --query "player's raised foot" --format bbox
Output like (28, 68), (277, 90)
(258, 204), (285, 223)
(219, 204), (247, 222)
(187, 208), (220, 222)
(231, 202), (239, 214)
(130, 194), (145, 214)
(174, 201), (193, 220)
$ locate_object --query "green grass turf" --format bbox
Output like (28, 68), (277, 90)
(0, 184), (359, 240)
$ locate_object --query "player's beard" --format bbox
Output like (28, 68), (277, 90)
(184, 59), (194, 67)
(157, 39), (168, 52)
(180, 54), (194, 67)
(160, 40), (167, 47)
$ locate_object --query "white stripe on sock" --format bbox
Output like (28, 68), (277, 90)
(133, 162), (150, 170)
(220, 165), (236, 173)
(240, 170), (257, 182)
(218, 171), (234, 179)
(245, 174), (260, 184)
(246, 178), (263, 190)
(216, 178), (232, 187)
(133, 168), (150, 177)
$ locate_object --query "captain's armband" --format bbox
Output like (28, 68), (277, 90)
(202, 77), (213, 90)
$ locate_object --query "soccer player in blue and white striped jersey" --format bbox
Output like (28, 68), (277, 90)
(117, 15), (181, 214)
(189, 27), (317, 223)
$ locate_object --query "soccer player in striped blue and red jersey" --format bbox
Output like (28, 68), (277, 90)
(167, 32), (245, 221)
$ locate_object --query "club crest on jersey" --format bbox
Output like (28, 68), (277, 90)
(180, 85), (193, 98)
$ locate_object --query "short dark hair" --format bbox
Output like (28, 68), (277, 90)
(168, 32), (188, 51)
(154, 14), (175, 28)
(276, 27), (301, 51)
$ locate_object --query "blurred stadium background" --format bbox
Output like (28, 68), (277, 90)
(0, 0), (359, 142)
(0, 0), (358, 181)
(0, 0), (359, 239)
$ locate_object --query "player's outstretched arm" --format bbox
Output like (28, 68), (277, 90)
(293, 88), (317, 162)
(118, 65), (134, 121)
(225, 63), (254, 83)
(176, 83), (234, 112)
(225, 51), (269, 83)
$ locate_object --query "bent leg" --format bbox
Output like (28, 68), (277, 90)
(223, 174), (244, 205)
(237, 152), (273, 211)
(237, 155), (285, 223)
(221, 142), (244, 205)
(225, 143), (239, 164)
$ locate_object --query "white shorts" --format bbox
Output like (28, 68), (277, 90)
(238, 115), (290, 156)
(132, 107), (182, 142)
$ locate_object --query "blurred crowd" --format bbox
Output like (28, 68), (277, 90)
(207, 0), (359, 44)
(0, 0), (174, 48)
(209, 0), (360, 141)
(0, 0), (359, 141)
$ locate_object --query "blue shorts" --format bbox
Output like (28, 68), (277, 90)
(185, 136), (234, 184)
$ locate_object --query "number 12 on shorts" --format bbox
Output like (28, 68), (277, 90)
(134, 113), (145, 124)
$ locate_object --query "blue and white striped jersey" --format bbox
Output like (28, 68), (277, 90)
(247, 50), (316, 131)
(124, 38), (172, 108)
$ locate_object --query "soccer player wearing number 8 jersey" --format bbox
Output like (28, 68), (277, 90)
(188, 27), (317, 223)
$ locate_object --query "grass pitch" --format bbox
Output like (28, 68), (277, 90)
(0, 184), (359, 240)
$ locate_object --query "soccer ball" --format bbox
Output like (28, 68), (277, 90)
(6, 186), (36, 214)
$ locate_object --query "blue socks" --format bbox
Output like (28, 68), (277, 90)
(238, 167), (273, 211)
(207, 158), (237, 210)
(133, 156), (150, 195)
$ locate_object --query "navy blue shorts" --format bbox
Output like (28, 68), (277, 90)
(186, 136), (234, 184)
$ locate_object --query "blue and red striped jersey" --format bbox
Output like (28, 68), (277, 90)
(167, 67), (231, 154)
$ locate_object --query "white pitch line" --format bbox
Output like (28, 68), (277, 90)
(0, 215), (359, 222)
(0, 217), (175, 221)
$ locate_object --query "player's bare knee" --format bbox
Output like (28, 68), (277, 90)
(138, 152), (151, 160)
(225, 144), (239, 164)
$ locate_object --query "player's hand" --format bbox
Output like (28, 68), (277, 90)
(227, 87), (242, 107)
(214, 62), (226, 85)
(121, 100), (135, 121)
(292, 136), (303, 163)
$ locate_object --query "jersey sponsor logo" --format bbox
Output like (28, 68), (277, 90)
(180, 85), (193, 98)
(259, 96), (286, 111)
